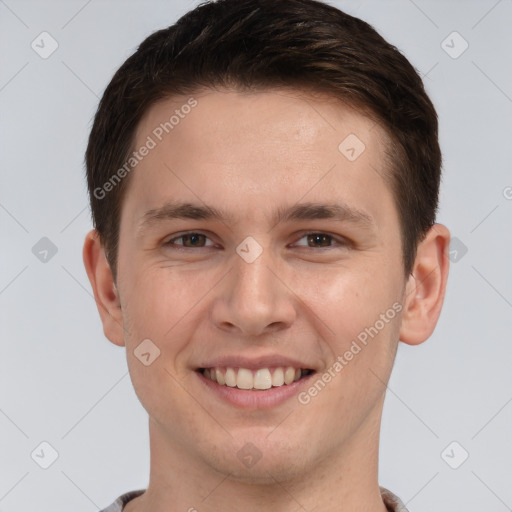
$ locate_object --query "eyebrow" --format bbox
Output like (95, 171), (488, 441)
(137, 200), (374, 233)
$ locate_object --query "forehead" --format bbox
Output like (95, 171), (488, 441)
(125, 88), (394, 227)
(135, 87), (385, 160)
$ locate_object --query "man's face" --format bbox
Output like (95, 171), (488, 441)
(115, 89), (407, 481)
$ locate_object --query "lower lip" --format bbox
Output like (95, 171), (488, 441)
(196, 371), (315, 409)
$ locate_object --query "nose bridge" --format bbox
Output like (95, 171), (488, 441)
(211, 239), (295, 335)
(235, 249), (275, 302)
(234, 238), (280, 310)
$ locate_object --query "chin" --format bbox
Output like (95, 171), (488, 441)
(213, 456), (307, 485)
(202, 435), (313, 485)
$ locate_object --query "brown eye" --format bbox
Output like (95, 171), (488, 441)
(294, 232), (343, 248)
(166, 232), (213, 248)
(307, 233), (333, 247)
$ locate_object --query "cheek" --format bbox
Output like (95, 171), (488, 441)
(296, 262), (404, 401)
(119, 265), (207, 420)
(294, 268), (403, 426)
(123, 256), (189, 321)
(120, 262), (220, 361)
(301, 264), (402, 339)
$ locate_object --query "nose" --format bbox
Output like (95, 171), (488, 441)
(210, 247), (296, 337)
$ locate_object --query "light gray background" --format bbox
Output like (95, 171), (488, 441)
(1, 0), (511, 510)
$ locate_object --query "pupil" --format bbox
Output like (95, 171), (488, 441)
(309, 234), (330, 247)
(186, 234), (203, 246)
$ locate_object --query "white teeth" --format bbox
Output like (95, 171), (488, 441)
(254, 369), (272, 390)
(236, 368), (253, 389)
(203, 366), (309, 390)
(225, 367), (237, 387)
(271, 367), (284, 386)
(215, 368), (225, 385)
(284, 367), (296, 385)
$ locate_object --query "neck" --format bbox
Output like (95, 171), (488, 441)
(125, 406), (388, 512)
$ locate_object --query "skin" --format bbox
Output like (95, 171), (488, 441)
(83, 89), (450, 512)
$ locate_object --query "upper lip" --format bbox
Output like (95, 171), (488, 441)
(197, 354), (317, 371)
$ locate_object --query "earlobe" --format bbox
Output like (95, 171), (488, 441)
(399, 224), (450, 346)
(82, 229), (126, 347)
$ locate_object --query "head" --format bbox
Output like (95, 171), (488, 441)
(83, 0), (449, 487)
(86, 0), (441, 281)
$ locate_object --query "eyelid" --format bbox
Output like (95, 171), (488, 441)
(165, 231), (216, 247)
(164, 230), (350, 249)
(291, 231), (350, 248)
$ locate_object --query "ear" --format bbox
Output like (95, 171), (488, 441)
(399, 223), (450, 345)
(83, 229), (125, 347)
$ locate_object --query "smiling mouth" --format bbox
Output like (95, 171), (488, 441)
(198, 366), (314, 390)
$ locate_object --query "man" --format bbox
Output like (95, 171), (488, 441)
(83, 0), (450, 510)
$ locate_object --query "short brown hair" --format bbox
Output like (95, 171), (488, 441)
(85, 0), (441, 279)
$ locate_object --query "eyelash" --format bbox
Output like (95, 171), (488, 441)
(164, 231), (349, 250)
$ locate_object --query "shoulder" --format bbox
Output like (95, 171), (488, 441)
(380, 486), (409, 512)
(98, 489), (146, 512)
